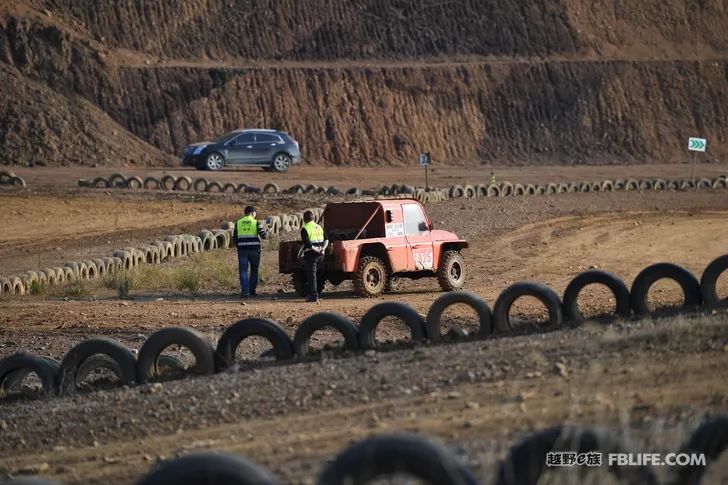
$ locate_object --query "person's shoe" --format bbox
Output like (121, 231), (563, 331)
(241, 292), (250, 299)
(305, 295), (319, 303)
(250, 291), (257, 297)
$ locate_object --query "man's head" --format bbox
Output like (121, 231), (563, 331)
(303, 210), (314, 223)
(244, 206), (256, 217)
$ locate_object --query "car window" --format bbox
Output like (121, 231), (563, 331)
(232, 133), (256, 144)
(403, 204), (426, 235)
(213, 132), (238, 144)
(255, 133), (279, 143)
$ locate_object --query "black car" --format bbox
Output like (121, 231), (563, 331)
(181, 129), (301, 172)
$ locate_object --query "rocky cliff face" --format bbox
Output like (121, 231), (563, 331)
(1, 1), (726, 167)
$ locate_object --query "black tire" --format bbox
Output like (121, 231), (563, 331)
(263, 183), (280, 194)
(495, 426), (657, 485)
(672, 416), (728, 485)
(353, 256), (388, 297)
(449, 185), (465, 198)
(137, 327), (215, 384)
(437, 250), (466, 291)
(160, 174), (176, 190)
(204, 152), (225, 171)
(192, 178), (208, 192)
(74, 354), (121, 383)
(58, 337), (137, 394)
(108, 173), (127, 187)
(426, 291), (492, 341)
(358, 302), (425, 349)
(0, 352), (58, 398)
(91, 176), (110, 188)
(127, 176), (143, 189)
(318, 433), (478, 485)
(493, 282), (563, 332)
(216, 318), (294, 370)
(293, 312), (359, 356)
(562, 270), (631, 323)
(700, 254), (728, 309)
(271, 153), (291, 172)
(137, 451), (279, 485)
(629, 263), (702, 316)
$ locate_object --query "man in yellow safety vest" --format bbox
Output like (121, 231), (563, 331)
(300, 210), (326, 302)
(489, 171), (497, 186)
(233, 206), (268, 298)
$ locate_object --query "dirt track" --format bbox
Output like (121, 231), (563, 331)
(1, 172), (728, 483)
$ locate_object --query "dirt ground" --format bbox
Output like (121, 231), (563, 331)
(1, 168), (728, 483)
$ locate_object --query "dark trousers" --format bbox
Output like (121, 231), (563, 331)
(303, 251), (324, 297)
(237, 249), (261, 295)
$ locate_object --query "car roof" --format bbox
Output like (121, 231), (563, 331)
(329, 198), (420, 207)
(231, 128), (279, 133)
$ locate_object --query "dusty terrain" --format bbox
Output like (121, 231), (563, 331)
(1, 1), (727, 167)
(1, 166), (728, 483)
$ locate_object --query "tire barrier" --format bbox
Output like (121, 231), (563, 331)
(0, 170), (27, 187)
(425, 291), (492, 341)
(672, 416), (728, 485)
(77, 173), (728, 212)
(0, 352), (59, 398)
(137, 327), (216, 384)
(319, 434), (478, 485)
(2, 202), (330, 296)
(58, 337), (137, 395)
(137, 451), (281, 485)
(2, 254), (728, 400)
(216, 318), (295, 370)
(293, 312), (359, 356)
(562, 269), (631, 322)
(358, 302), (426, 350)
(493, 282), (563, 332)
(495, 426), (658, 485)
(630, 263), (702, 316)
(10, 417), (728, 484)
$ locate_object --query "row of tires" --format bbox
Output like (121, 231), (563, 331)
(0, 170), (26, 187)
(78, 172), (728, 203)
(447, 176), (728, 199)
(3, 254), (727, 401)
(5, 417), (728, 484)
(78, 173), (431, 200)
(0, 207), (327, 296)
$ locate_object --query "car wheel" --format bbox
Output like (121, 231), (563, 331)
(271, 153), (291, 172)
(353, 256), (387, 297)
(204, 152), (225, 171)
(437, 250), (465, 291)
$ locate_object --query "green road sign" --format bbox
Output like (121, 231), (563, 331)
(688, 137), (707, 152)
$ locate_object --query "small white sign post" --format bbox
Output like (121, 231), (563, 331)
(688, 137), (707, 182)
(419, 152), (431, 189)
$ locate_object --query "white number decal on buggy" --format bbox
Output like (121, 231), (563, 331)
(412, 249), (434, 270)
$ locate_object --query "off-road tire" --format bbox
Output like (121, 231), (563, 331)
(353, 256), (388, 297)
(437, 250), (465, 291)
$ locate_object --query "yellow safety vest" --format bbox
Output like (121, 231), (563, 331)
(303, 221), (324, 246)
(236, 215), (260, 247)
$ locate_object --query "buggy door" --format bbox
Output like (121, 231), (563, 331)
(403, 203), (434, 271)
